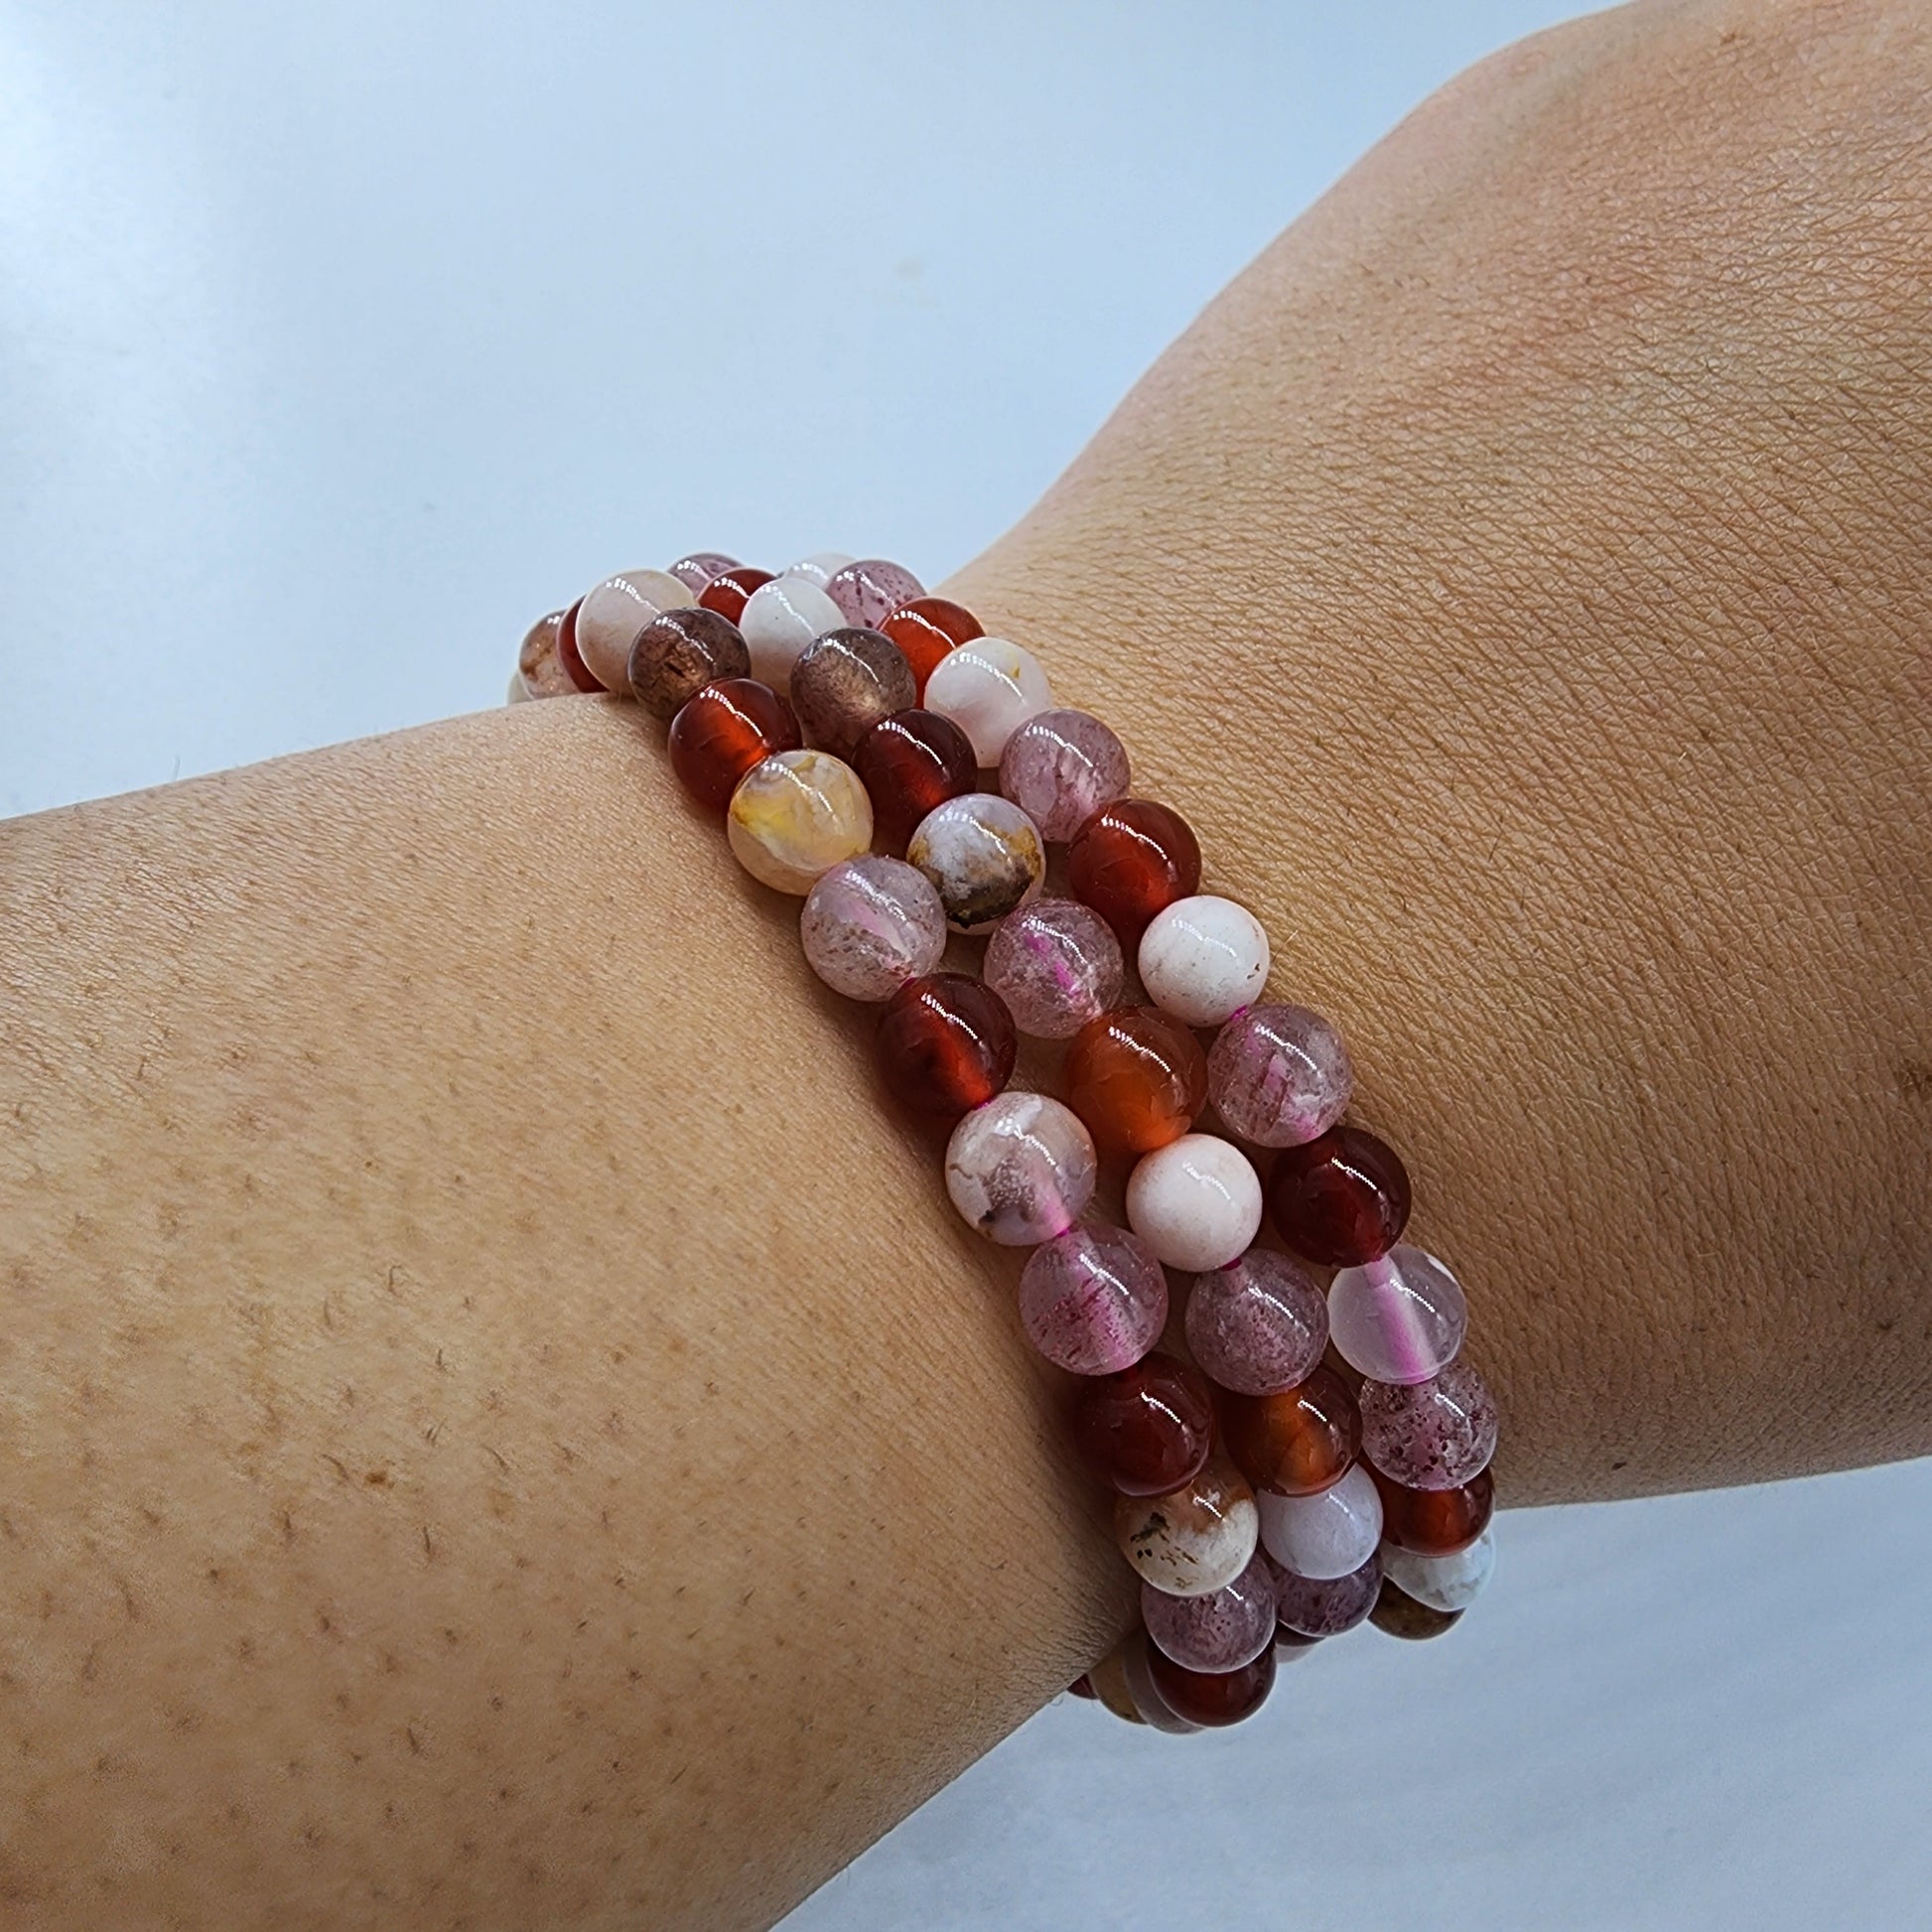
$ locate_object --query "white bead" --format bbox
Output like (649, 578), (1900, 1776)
(740, 576), (844, 692)
(1258, 1464), (1383, 1581)
(575, 567), (690, 692)
(923, 636), (1052, 764)
(780, 550), (856, 591)
(1125, 1132), (1262, 1272)
(1115, 1463), (1259, 1597)
(1381, 1527), (1495, 1612)
(1138, 895), (1271, 1026)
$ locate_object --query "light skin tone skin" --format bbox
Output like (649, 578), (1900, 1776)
(2, 0), (1927, 1924)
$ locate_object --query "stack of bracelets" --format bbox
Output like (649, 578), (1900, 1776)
(509, 550), (1499, 1733)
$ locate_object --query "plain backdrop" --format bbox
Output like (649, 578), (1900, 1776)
(4, 4), (1928, 1927)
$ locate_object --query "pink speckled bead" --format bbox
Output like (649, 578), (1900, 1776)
(1359, 1359), (1499, 1490)
(1183, 1248), (1329, 1396)
(983, 897), (1124, 1039)
(825, 558), (925, 629)
(669, 551), (741, 593)
(945, 1091), (1097, 1245)
(1018, 1222), (1167, 1375)
(1141, 1549), (1278, 1674)
(1328, 1243), (1469, 1386)
(1267, 1549), (1382, 1637)
(799, 856), (947, 1002)
(1207, 1004), (1354, 1148)
(997, 708), (1131, 841)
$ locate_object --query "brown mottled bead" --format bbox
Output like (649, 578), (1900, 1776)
(1220, 1365), (1361, 1498)
(878, 596), (985, 698)
(1265, 1124), (1412, 1267)
(1064, 1005), (1208, 1155)
(1072, 1352), (1215, 1497)
(556, 596), (602, 693)
(1369, 1576), (1465, 1641)
(1066, 798), (1202, 941)
(666, 677), (802, 814)
(790, 626), (917, 759)
(851, 708), (977, 852)
(698, 565), (775, 624)
(516, 609), (577, 698)
(1146, 1644), (1276, 1727)
(627, 607), (752, 720)
(1373, 1465), (1495, 1556)
(873, 972), (1018, 1120)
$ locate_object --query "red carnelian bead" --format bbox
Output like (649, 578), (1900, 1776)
(698, 565), (776, 624)
(1064, 1006), (1208, 1155)
(873, 972), (1017, 1120)
(667, 677), (802, 813)
(1219, 1364), (1361, 1497)
(878, 596), (985, 698)
(1265, 1124), (1413, 1266)
(1066, 798), (1202, 941)
(1146, 1644), (1276, 1726)
(1373, 1465), (1494, 1556)
(556, 597), (602, 693)
(1072, 1353), (1214, 1497)
(851, 708), (978, 851)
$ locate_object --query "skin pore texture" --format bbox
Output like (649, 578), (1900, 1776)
(1, 1), (1927, 1926)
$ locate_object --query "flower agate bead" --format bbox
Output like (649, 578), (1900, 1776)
(668, 678), (802, 813)
(997, 708), (1131, 841)
(1064, 1007), (1207, 1154)
(1066, 798), (1202, 942)
(879, 596), (983, 697)
(1381, 1526), (1495, 1613)
(1072, 1353), (1214, 1496)
(1147, 1643), (1276, 1727)
(1142, 1549), (1277, 1674)
(825, 557), (925, 629)
(799, 857), (947, 1001)
(984, 898), (1124, 1040)
(1370, 1578), (1463, 1641)
(1258, 1462), (1383, 1581)
(906, 793), (1044, 934)
(1207, 1004), (1353, 1148)
(740, 576), (845, 690)
(1019, 1222), (1167, 1375)
(1359, 1359), (1498, 1489)
(790, 626), (917, 759)
(1266, 1124), (1411, 1266)
(1268, 1550), (1382, 1638)
(1221, 1365), (1361, 1498)
(627, 607), (751, 720)
(779, 550), (855, 592)
(516, 610), (576, 699)
(698, 565), (775, 624)
(944, 1091), (1096, 1244)
(577, 567), (691, 691)
(1374, 1466), (1494, 1557)
(851, 709), (977, 852)
(874, 973), (1016, 1119)
(1328, 1243), (1468, 1386)
(726, 749), (873, 894)
(1139, 895), (1271, 1027)
(923, 637), (1052, 764)
(1115, 1457), (1259, 1598)
(1184, 1248), (1328, 1396)
(1126, 1133), (1263, 1272)
(668, 550), (741, 593)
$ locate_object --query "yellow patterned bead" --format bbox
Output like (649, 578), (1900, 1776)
(727, 750), (874, 895)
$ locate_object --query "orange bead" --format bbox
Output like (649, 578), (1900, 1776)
(1219, 1365), (1361, 1497)
(667, 678), (801, 813)
(1373, 1466), (1495, 1556)
(879, 596), (984, 698)
(1064, 1005), (1207, 1155)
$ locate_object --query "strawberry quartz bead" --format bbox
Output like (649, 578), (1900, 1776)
(667, 678), (802, 813)
(1374, 1465), (1495, 1557)
(1064, 1006), (1207, 1155)
(873, 972), (1017, 1119)
(997, 708), (1132, 841)
(1115, 1455), (1259, 1597)
(1147, 1644), (1276, 1726)
(627, 607), (751, 720)
(1268, 1549), (1382, 1637)
(984, 898), (1124, 1040)
(1018, 1221), (1167, 1375)
(1265, 1123), (1412, 1266)
(1207, 1004), (1353, 1149)
(1359, 1358), (1499, 1489)
(1183, 1248), (1328, 1396)
(1141, 1549), (1278, 1674)
(799, 857), (947, 1002)
(825, 557), (925, 629)
(879, 596), (983, 697)
(1220, 1364), (1361, 1497)
(1072, 1352), (1214, 1497)
(790, 627), (917, 759)
(1067, 798), (1202, 942)
(851, 709), (977, 852)
(698, 565), (775, 624)
(668, 550), (741, 593)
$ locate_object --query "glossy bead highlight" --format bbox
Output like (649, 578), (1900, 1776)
(1141, 1549), (1278, 1674)
(944, 1091), (1097, 1244)
(1183, 1248), (1328, 1396)
(906, 792), (1045, 934)
(1072, 1353), (1214, 1497)
(923, 636), (1053, 764)
(851, 708), (978, 852)
(667, 678), (802, 813)
(1115, 1457), (1259, 1598)
(1358, 1358), (1498, 1489)
(726, 749), (873, 894)
(1257, 1461), (1383, 1581)
(628, 606), (752, 720)
(879, 596), (983, 697)
(1327, 1243), (1468, 1385)
(1373, 1466), (1494, 1557)
(1064, 1005), (1207, 1155)
(790, 626), (917, 759)
(997, 708), (1132, 841)
(697, 564), (776, 624)
(825, 557), (925, 629)
(1221, 1365), (1361, 1498)
(1125, 1132), (1263, 1272)
(1018, 1222), (1168, 1376)
(1265, 1123), (1412, 1266)
(1138, 895), (1271, 1027)
(799, 857), (947, 1002)
(1207, 1003), (1353, 1148)
(984, 897), (1124, 1039)
(874, 972), (1017, 1119)
(1066, 797), (1201, 941)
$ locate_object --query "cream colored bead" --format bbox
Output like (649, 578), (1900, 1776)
(741, 576), (844, 691)
(727, 750), (874, 895)
(923, 636), (1052, 764)
(575, 567), (690, 692)
(1115, 1457), (1259, 1598)
(1139, 894), (1271, 1026)
(779, 550), (856, 592)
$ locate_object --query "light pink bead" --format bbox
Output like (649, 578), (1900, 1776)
(1258, 1462), (1383, 1581)
(1018, 1222), (1167, 1375)
(1359, 1359), (1499, 1489)
(1125, 1133), (1263, 1272)
(825, 558), (925, 628)
(1184, 1248), (1328, 1396)
(945, 1092), (1097, 1245)
(1328, 1243), (1468, 1386)
(799, 856), (947, 1002)
(1207, 1003), (1354, 1148)
(983, 897), (1123, 1039)
(1141, 1550), (1278, 1674)
(997, 708), (1131, 841)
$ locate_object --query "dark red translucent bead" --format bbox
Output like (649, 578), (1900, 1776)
(851, 708), (978, 851)
(1072, 1353), (1215, 1497)
(1373, 1465), (1494, 1556)
(878, 596), (985, 698)
(1064, 1005), (1208, 1155)
(1369, 1577), (1464, 1641)
(556, 596), (602, 693)
(698, 565), (776, 624)
(1147, 1642), (1276, 1727)
(1219, 1364), (1361, 1497)
(667, 677), (802, 813)
(1066, 798), (1202, 941)
(873, 972), (1017, 1120)
(1265, 1124), (1412, 1266)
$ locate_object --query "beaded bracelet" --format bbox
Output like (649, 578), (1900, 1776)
(510, 551), (1500, 1732)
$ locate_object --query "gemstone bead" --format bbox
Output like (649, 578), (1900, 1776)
(873, 972), (1016, 1119)
(577, 567), (691, 691)
(923, 637), (1053, 764)
(1221, 1365), (1361, 1497)
(1381, 1526), (1495, 1613)
(1273, 1629), (1323, 1661)
(799, 856), (947, 1002)
(1083, 1644), (1146, 1725)
(879, 596), (983, 697)
(1147, 1643), (1275, 1726)
(668, 551), (741, 593)
(944, 1091), (1096, 1244)
(698, 565), (776, 624)
(627, 607), (752, 720)
(906, 792), (1045, 934)
(740, 577), (845, 692)
(726, 749), (873, 895)
(1115, 1456), (1259, 1598)
(1066, 798), (1202, 942)
(1265, 1124), (1412, 1266)
(1063, 1006), (1207, 1154)
(516, 610), (576, 699)
(1328, 1243), (1468, 1385)
(1019, 1222), (1168, 1376)
(1183, 1248), (1328, 1396)
(667, 678), (802, 813)
(1374, 1466), (1494, 1557)
(983, 898), (1124, 1040)
(1142, 1549), (1277, 1674)
(1071, 1353), (1214, 1497)
(1359, 1359), (1499, 1489)
(1118, 1630), (1199, 1734)
(1369, 1577), (1463, 1641)
(997, 708), (1131, 841)
(850, 708), (977, 852)
(825, 557), (925, 629)
(1258, 1462), (1383, 1581)
(787, 625), (917, 759)
(1125, 1133), (1263, 1272)
(1207, 1004), (1353, 1148)
(1138, 895), (1271, 1027)
(779, 550), (855, 592)
(556, 597), (601, 692)
(1268, 1549), (1382, 1637)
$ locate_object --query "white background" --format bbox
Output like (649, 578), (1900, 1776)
(4, 3), (1928, 1926)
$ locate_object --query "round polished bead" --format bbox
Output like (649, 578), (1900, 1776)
(1221, 1365), (1361, 1497)
(789, 626), (917, 758)
(1138, 895), (1271, 1027)
(726, 749), (873, 895)
(1183, 1248), (1328, 1396)
(1142, 1549), (1278, 1674)
(1381, 1526), (1495, 1613)
(668, 551), (741, 594)
(1082, 1644), (1146, 1725)
(1118, 1629), (1199, 1734)
(1115, 1457), (1259, 1598)
(1066, 798), (1202, 942)
(799, 856), (947, 1002)
(507, 669), (531, 705)
(879, 596), (983, 698)
(627, 607), (752, 720)
(923, 637), (1053, 765)
(997, 708), (1132, 841)
(556, 597), (601, 692)
(1374, 1466), (1494, 1557)
(984, 898), (1124, 1040)
(873, 972), (1016, 1119)
(1258, 1461), (1383, 1581)
(577, 567), (691, 691)
(1071, 1352), (1214, 1497)
(1147, 1643), (1276, 1726)
(1207, 1004), (1353, 1148)
(1359, 1358), (1499, 1489)
(1018, 1222), (1167, 1376)
(850, 708), (977, 852)
(1266, 1124), (1412, 1266)
(516, 609), (576, 699)
(1370, 1576), (1464, 1641)
(1126, 1133), (1263, 1273)
(825, 557), (925, 629)
(1328, 1243), (1468, 1386)
(944, 1091), (1096, 1244)
(1063, 1006), (1207, 1154)
(1268, 1549), (1382, 1637)
(667, 677), (802, 813)
(779, 550), (856, 592)
(1273, 1629), (1323, 1661)
(739, 576), (845, 692)
(906, 792), (1045, 934)
(697, 564), (776, 624)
